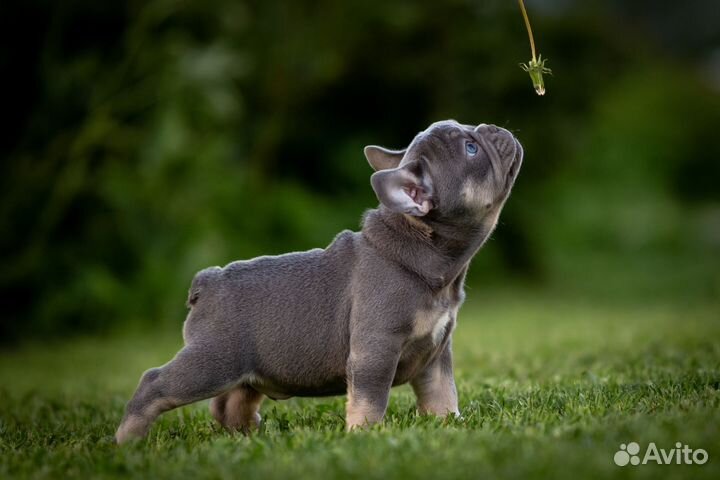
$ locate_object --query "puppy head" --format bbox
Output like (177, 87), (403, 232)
(365, 120), (523, 224)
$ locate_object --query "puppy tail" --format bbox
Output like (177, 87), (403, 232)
(187, 266), (222, 308)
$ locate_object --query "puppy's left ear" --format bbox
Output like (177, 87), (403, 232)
(364, 145), (406, 171)
(370, 160), (433, 216)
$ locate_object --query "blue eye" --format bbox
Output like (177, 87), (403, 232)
(466, 142), (478, 155)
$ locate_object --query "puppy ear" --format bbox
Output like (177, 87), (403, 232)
(370, 161), (433, 216)
(364, 145), (406, 171)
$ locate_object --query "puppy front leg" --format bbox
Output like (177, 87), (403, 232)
(410, 341), (460, 417)
(345, 335), (403, 430)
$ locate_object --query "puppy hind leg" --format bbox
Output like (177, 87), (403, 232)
(115, 347), (235, 444)
(210, 386), (264, 434)
(209, 392), (229, 426)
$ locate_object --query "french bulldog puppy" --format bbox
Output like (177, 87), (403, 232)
(115, 120), (523, 443)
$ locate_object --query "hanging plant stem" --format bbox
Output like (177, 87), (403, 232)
(518, 0), (552, 95)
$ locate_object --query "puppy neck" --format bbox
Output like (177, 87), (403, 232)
(361, 207), (492, 290)
(402, 213), (434, 238)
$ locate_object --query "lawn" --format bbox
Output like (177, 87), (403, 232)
(1, 291), (718, 479)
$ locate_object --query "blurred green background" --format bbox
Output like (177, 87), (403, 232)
(1, 0), (719, 343)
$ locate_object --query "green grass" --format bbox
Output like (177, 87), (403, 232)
(1, 292), (719, 479)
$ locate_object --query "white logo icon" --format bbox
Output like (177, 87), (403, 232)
(614, 442), (641, 466)
(614, 442), (709, 466)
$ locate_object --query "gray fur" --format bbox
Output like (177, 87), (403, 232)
(115, 120), (523, 443)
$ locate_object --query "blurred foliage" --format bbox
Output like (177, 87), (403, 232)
(1, 0), (719, 343)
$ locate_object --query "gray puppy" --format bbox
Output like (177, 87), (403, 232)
(115, 120), (523, 443)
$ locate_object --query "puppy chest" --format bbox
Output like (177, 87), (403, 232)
(394, 307), (457, 385)
(411, 307), (456, 345)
